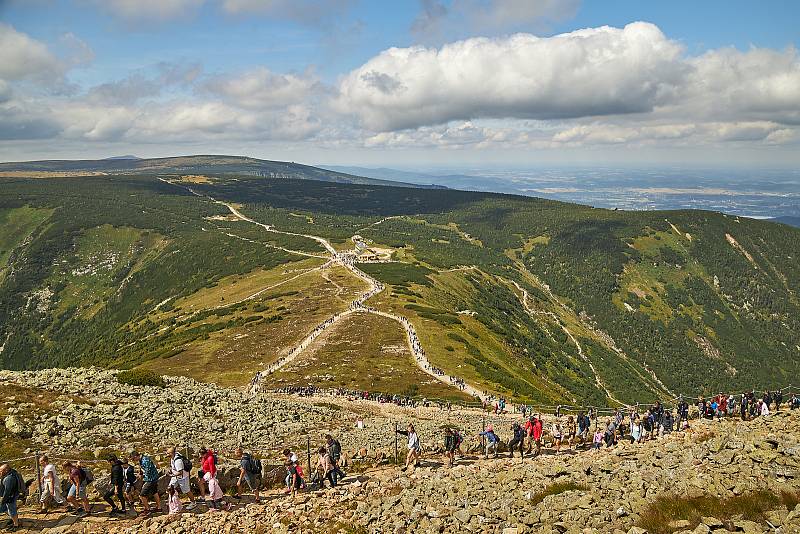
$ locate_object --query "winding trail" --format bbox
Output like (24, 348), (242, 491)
(157, 179), (485, 400)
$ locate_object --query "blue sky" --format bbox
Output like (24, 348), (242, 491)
(1, 0), (799, 166)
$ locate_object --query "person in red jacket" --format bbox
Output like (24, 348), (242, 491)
(196, 448), (217, 499)
(523, 417), (535, 454)
(532, 415), (543, 457)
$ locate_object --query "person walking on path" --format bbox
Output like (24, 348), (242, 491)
(444, 428), (458, 467)
(38, 455), (64, 513)
(285, 459), (302, 500)
(0, 464), (21, 531)
(236, 448), (262, 502)
(478, 425), (500, 459)
(167, 484), (183, 515)
(166, 447), (196, 510)
(523, 417), (535, 454)
(315, 448), (337, 488)
(103, 456), (127, 516)
(508, 423), (525, 459)
(395, 423), (421, 470)
(197, 447), (217, 501)
(63, 461), (90, 518)
(533, 415), (543, 457)
(204, 472), (230, 512)
(130, 451), (161, 516)
(121, 458), (137, 511)
(325, 434), (346, 481)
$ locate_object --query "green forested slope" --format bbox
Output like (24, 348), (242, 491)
(1, 172), (797, 405)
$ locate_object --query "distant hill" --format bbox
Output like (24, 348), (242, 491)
(0, 155), (442, 189)
(773, 216), (800, 228)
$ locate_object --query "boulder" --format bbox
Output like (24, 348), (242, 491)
(4, 414), (31, 438)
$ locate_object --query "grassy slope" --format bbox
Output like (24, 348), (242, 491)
(140, 262), (369, 387)
(261, 311), (472, 402)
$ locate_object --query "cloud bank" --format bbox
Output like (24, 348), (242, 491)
(1, 20), (799, 158)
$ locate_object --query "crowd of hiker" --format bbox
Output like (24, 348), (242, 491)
(0, 443), (276, 530)
(1, 391), (798, 530)
(271, 385), (460, 410)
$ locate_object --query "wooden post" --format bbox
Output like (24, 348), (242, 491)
(35, 451), (42, 500)
(306, 436), (311, 479)
(394, 424), (399, 465)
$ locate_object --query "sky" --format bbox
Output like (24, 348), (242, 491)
(0, 0), (799, 168)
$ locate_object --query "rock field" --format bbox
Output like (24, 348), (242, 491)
(1, 368), (799, 533)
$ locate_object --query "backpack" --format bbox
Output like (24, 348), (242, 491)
(243, 454), (261, 475)
(329, 440), (342, 461)
(124, 466), (136, 485)
(81, 467), (94, 484)
(12, 469), (28, 503)
(176, 453), (192, 473)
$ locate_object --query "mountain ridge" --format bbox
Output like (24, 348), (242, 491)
(0, 155), (445, 189)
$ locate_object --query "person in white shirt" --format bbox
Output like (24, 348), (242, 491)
(166, 447), (195, 510)
(760, 400), (771, 416)
(395, 423), (421, 470)
(38, 455), (64, 512)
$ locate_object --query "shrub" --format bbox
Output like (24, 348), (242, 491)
(530, 482), (588, 506)
(116, 368), (166, 388)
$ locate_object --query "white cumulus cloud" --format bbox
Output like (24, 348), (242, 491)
(338, 22), (688, 131)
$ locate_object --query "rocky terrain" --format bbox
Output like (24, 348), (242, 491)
(1, 368), (799, 533)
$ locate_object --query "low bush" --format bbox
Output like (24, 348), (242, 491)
(530, 481), (589, 506)
(116, 368), (166, 388)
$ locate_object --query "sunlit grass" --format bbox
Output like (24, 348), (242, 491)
(637, 491), (800, 534)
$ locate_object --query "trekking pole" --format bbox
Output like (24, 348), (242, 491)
(35, 451), (42, 501)
(394, 424), (398, 465)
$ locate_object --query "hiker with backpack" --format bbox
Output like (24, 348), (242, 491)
(443, 428), (458, 467)
(236, 448), (262, 502)
(166, 447), (196, 510)
(478, 424), (500, 459)
(0, 464), (24, 530)
(63, 461), (91, 517)
(103, 455), (127, 516)
(130, 451), (161, 516)
(325, 434), (346, 482)
(38, 455), (64, 513)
